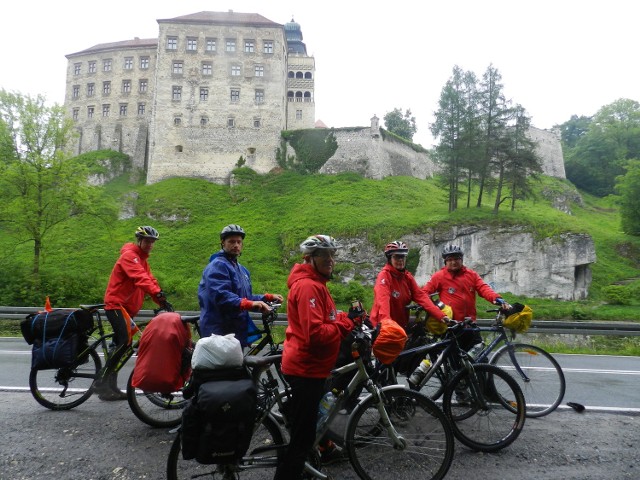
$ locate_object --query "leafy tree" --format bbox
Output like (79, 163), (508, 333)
(383, 108), (417, 142)
(0, 90), (109, 275)
(556, 114), (591, 149)
(616, 159), (640, 236)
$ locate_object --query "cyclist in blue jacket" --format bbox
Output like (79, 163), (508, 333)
(197, 224), (283, 347)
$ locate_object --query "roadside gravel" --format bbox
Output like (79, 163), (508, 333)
(1, 391), (638, 480)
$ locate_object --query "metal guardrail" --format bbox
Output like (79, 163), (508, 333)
(2, 306), (640, 336)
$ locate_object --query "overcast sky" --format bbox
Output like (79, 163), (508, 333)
(2, 0), (637, 147)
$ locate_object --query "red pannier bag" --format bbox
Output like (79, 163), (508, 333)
(131, 312), (193, 393)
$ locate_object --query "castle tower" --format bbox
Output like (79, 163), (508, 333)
(284, 18), (315, 129)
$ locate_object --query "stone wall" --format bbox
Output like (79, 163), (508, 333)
(336, 226), (596, 301)
(527, 126), (566, 179)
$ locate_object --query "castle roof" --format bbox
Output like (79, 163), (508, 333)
(158, 11), (282, 28)
(66, 37), (157, 58)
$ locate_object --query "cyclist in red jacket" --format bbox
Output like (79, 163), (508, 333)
(97, 226), (168, 401)
(369, 240), (449, 329)
(422, 244), (510, 352)
(274, 235), (363, 479)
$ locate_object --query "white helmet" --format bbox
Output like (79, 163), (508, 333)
(299, 235), (340, 255)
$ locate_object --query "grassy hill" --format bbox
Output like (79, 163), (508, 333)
(1, 167), (639, 322)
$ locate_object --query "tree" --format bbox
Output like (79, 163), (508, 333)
(383, 108), (417, 142)
(0, 90), (105, 275)
(616, 159), (640, 236)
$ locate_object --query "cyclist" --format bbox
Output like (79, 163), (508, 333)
(422, 244), (511, 353)
(369, 240), (450, 329)
(274, 235), (364, 480)
(99, 226), (168, 401)
(197, 224), (283, 348)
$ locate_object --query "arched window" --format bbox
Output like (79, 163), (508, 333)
(287, 91), (295, 102)
(304, 72), (312, 79)
(288, 71), (295, 78)
(304, 92), (312, 102)
(296, 71), (303, 79)
(295, 91), (303, 102)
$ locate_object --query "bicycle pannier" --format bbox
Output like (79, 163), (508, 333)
(373, 318), (408, 365)
(181, 368), (257, 465)
(131, 312), (192, 393)
(503, 303), (533, 333)
(31, 333), (78, 369)
(21, 308), (94, 345)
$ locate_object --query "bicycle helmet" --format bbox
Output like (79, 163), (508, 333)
(220, 224), (246, 240)
(135, 226), (159, 240)
(442, 244), (463, 259)
(384, 241), (409, 258)
(299, 235), (340, 255)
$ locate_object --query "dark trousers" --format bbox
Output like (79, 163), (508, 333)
(273, 375), (325, 480)
(100, 309), (130, 381)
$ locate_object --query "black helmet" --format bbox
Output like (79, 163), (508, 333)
(135, 226), (159, 240)
(220, 224), (246, 240)
(442, 244), (463, 259)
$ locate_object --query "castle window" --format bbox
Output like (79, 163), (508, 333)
(231, 65), (241, 76)
(139, 79), (148, 93)
(288, 71), (295, 78)
(72, 85), (80, 99)
(206, 38), (216, 52)
(172, 86), (182, 101)
(175, 145), (183, 152)
(304, 92), (312, 102)
(305, 72), (312, 79)
(88, 61), (96, 73)
(102, 104), (110, 117)
(255, 90), (264, 104)
(187, 37), (197, 52)
(230, 89), (240, 102)
(74, 63), (81, 75)
(119, 104), (128, 116)
(137, 103), (145, 115)
(263, 41), (273, 54)
(202, 62), (212, 75)
(173, 61), (183, 74)
(174, 117), (181, 126)
(140, 56), (149, 69)
(295, 91), (303, 102)
(124, 57), (133, 70)
(253, 118), (261, 128)
(255, 65), (264, 77)
(103, 59), (112, 72)
(122, 80), (131, 93)
(167, 36), (178, 50)
(225, 39), (236, 52)
(287, 91), (294, 102)
(72, 108), (79, 120)
(227, 117), (235, 128)
(87, 106), (94, 118)
(200, 117), (208, 126)
(244, 41), (255, 53)
(103, 81), (111, 95)
(296, 109), (302, 120)
(296, 71), (303, 79)
(200, 87), (209, 101)
(87, 83), (95, 96)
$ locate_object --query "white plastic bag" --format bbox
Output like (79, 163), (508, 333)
(191, 333), (243, 369)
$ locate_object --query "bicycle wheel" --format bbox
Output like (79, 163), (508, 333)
(167, 414), (284, 480)
(29, 347), (101, 410)
(490, 343), (566, 418)
(126, 370), (188, 428)
(345, 388), (454, 480)
(443, 363), (526, 452)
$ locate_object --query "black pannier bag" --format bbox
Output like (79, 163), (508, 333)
(31, 334), (79, 370)
(181, 367), (257, 465)
(21, 308), (94, 345)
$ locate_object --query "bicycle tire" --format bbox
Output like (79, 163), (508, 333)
(490, 343), (566, 418)
(443, 363), (526, 452)
(345, 388), (454, 480)
(126, 369), (188, 428)
(29, 347), (101, 410)
(167, 413), (285, 480)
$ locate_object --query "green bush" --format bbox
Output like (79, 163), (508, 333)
(602, 285), (632, 305)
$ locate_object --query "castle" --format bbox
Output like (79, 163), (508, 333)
(65, 11), (566, 184)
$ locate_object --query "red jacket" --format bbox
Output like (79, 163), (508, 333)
(104, 243), (162, 317)
(422, 266), (500, 321)
(281, 263), (353, 378)
(369, 264), (445, 328)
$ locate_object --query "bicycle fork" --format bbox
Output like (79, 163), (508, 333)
(367, 383), (407, 450)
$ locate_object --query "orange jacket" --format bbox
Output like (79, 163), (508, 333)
(281, 263), (353, 378)
(369, 264), (445, 328)
(104, 243), (162, 317)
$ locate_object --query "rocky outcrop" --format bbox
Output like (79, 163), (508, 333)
(337, 226), (596, 301)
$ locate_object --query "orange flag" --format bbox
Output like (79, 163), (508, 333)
(44, 296), (53, 312)
(121, 307), (139, 343)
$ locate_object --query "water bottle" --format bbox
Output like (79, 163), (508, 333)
(467, 342), (485, 360)
(409, 358), (431, 385)
(317, 391), (336, 431)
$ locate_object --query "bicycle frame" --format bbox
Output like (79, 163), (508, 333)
(475, 324), (532, 383)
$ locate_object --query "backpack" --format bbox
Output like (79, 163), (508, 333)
(131, 312), (192, 393)
(181, 367), (257, 465)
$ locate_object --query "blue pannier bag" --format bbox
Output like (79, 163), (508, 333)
(31, 334), (79, 369)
